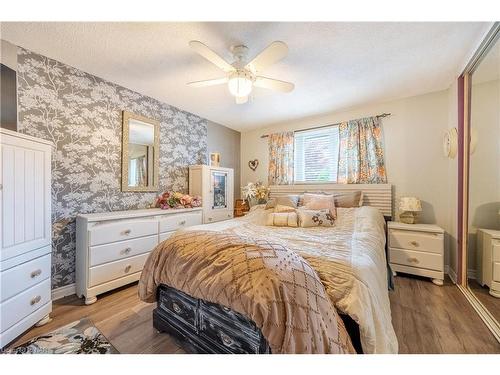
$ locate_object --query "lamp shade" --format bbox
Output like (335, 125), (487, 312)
(399, 197), (422, 212)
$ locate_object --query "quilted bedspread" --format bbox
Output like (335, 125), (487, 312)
(139, 229), (355, 354)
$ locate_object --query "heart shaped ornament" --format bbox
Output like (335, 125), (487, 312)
(248, 159), (259, 171)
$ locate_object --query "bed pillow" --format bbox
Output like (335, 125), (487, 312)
(266, 212), (298, 227)
(265, 195), (300, 209)
(274, 204), (296, 213)
(302, 193), (336, 218)
(297, 208), (335, 227)
(333, 191), (363, 208)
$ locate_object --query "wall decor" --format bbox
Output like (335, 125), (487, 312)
(16, 48), (208, 289)
(121, 111), (160, 192)
(248, 159), (259, 171)
(210, 152), (220, 167)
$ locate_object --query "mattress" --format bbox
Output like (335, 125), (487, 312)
(181, 205), (398, 354)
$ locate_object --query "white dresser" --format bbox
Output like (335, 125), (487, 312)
(388, 221), (445, 285)
(0, 129), (52, 348)
(76, 207), (202, 304)
(189, 165), (234, 224)
(476, 229), (500, 298)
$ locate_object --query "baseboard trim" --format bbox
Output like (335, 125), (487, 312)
(467, 268), (477, 280)
(446, 265), (457, 284)
(51, 283), (76, 301)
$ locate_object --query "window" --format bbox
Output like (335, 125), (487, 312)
(294, 126), (339, 183)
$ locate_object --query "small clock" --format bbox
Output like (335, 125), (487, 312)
(443, 127), (458, 159)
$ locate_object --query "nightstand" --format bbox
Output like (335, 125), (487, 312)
(388, 221), (445, 286)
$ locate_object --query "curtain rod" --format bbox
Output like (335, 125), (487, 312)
(259, 112), (391, 139)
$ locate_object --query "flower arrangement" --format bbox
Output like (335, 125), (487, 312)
(155, 191), (202, 210)
(242, 181), (270, 204)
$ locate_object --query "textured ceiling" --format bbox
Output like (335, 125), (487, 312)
(0, 22), (489, 131)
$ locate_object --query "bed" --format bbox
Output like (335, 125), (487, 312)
(139, 184), (398, 354)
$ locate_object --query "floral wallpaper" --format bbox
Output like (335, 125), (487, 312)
(16, 48), (208, 289)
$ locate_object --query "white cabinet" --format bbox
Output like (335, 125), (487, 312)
(189, 165), (234, 224)
(476, 229), (500, 298)
(76, 207), (202, 304)
(0, 128), (52, 348)
(388, 221), (445, 286)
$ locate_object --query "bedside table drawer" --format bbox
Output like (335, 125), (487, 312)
(492, 240), (500, 262)
(493, 262), (500, 282)
(389, 230), (443, 253)
(389, 248), (443, 271)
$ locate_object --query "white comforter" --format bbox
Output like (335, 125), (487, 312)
(183, 205), (398, 354)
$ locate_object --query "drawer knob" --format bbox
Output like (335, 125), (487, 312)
(123, 229), (131, 235)
(30, 295), (41, 306)
(410, 241), (419, 247)
(227, 214), (231, 218)
(407, 257), (420, 264)
(122, 247), (132, 255)
(220, 331), (234, 347)
(172, 302), (182, 314)
(124, 265), (132, 273)
(208, 217), (213, 221)
(30, 269), (42, 278)
(179, 220), (186, 225)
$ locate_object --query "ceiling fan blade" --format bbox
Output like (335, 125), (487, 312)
(245, 41), (288, 73)
(187, 77), (228, 88)
(189, 41), (234, 73)
(235, 95), (248, 104)
(254, 76), (295, 93)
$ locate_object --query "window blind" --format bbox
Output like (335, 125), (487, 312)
(294, 126), (339, 183)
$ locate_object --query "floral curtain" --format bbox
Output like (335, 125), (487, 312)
(337, 116), (387, 184)
(268, 131), (294, 185)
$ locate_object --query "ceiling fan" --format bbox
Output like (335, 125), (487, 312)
(187, 40), (294, 104)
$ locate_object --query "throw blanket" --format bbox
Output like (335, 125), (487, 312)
(139, 230), (355, 354)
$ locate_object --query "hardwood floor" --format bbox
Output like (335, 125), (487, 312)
(9, 275), (500, 354)
(391, 273), (499, 353)
(468, 278), (500, 322)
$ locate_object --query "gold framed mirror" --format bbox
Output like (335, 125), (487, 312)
(121, 111), (160, 192)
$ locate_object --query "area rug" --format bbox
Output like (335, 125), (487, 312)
(4, 318), (118, 354)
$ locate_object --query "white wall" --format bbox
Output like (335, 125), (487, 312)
(241, 89), (458, 268)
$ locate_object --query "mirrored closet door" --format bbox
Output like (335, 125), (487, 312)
(463, 23), (500, 341)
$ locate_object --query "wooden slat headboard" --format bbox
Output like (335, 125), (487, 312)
(269, 183), (393, 218)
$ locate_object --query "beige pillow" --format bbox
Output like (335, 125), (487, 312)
(333, 191), (363, 208)
(297, 208), (335, 227)
(266, 212), (298, 227)
(274, 204), (296, 213)
(265, 195), (300, 209)
(302, 193), (336, 218)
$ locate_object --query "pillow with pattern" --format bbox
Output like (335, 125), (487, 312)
(297, 208), (335, 227)
(266, 212), (298, 227)
(302, 193), (336, 218)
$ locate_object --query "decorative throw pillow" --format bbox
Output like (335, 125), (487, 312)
(333, 191), (363, 208)
(297, 208), (335, 227)
(274, 204), (296, 213)
(266, 212), (298, 227)
(265, 195), (300, 210)
(302, 193), (336, 218)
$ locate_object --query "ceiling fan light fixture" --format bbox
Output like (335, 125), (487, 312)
(227, 70), (254, 97)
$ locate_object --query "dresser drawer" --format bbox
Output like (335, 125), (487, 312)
(1, 254), (51, 302)
(89, 235), (157, 267)
(159, 212), (202, 232)
(159, 231), (174, 243)
(492, 240), (500, 262)
(158, 287), (198, 330)
(88, 253), (149, 287)
(89, 219), (158, 246)
(493, 262), (500, 282)
(389, 230), (443, 253)
(199, 311), (261, 353)
(1, 278), (51, 333)
(389, 248), (443, 271)
(205, 210), (234, 223)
